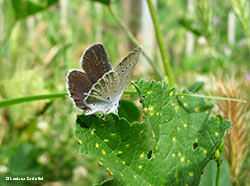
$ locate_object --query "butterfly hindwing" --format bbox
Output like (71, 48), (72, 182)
(81, 43), (112, 83)
(84, 71), (120, 115)
(114, 46), (142, 98)
(66, 69), (93, 110)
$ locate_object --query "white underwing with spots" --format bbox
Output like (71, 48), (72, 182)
(66, 43), (142, 115)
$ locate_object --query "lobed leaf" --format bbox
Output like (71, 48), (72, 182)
(75, 80), (231, 186)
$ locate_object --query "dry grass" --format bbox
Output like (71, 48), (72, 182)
(215, 78), (249, 186)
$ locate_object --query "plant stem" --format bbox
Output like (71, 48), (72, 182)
(0, 91), (246, 109)
(108, 5), (163, 80)
(146, 0), (174, 86)
(0, 90), (138, 108)
(216, 156), (222, 186)
(0, 93), (67, 108)
(177, 93), (246, 103)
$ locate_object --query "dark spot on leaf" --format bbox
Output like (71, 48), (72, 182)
(192, 142), (198, 150)
(147, 150), (153, 159)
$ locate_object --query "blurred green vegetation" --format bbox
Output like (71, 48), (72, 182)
(0, 0), (249, 185)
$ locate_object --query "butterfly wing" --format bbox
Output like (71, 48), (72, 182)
(81, 43), (112, 83)
(67, 44), (142, 115)
(114, 46), (142, 98)
(66, 69), (93, 110)
(84, 71), (120, 115)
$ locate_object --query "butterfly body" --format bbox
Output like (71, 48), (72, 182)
(66, 43), (142, 115)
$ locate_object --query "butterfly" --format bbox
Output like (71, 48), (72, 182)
(66, 43), (142, 115)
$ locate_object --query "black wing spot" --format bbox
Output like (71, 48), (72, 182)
(114, 90), (116, 93)
(125, 66), (128, 69)
(107, 97), (110, 100)
(121, 70), (124, 73)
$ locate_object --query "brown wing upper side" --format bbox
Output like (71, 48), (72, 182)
(80, 43), (112, 83)
(67, 70), (93, 110)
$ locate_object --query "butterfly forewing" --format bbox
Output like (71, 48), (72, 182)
(67, 70), (93, 110)
(114, 46), (142, 98)
(84, 71), (120, 115)
(81, 43), (112, 83)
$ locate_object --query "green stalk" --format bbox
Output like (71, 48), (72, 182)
(177, 93), (246, 103)
(108, 5), (163, 80)
(215, 150), (222, 186)
(0, 91), (246, 109)
(146, 0), (174, 86)
(0, 93), (67, 108)
(0, 90), (139, 108)
(216, 158), (222, 186)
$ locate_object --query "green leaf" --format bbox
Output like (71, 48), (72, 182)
(75, 80), (231, 186)
(189, 81), (204, 93)
(11, 0), (58, 19)
(118, 100), (141, 122)
(90, 0), (111, 6)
